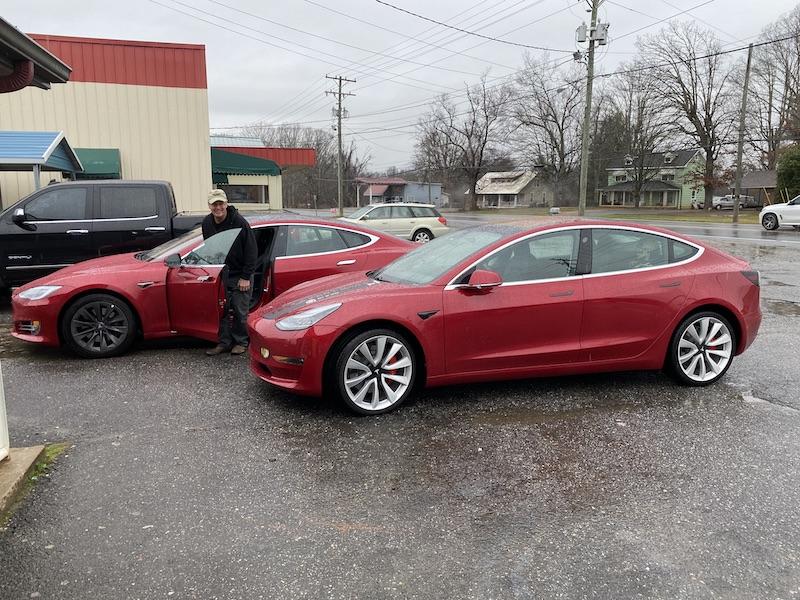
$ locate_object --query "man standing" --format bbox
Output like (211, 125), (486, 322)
(202, 189), (257, 356)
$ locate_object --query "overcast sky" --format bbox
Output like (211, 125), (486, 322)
(4, 0), (799, 171)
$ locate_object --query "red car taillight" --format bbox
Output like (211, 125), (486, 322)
(740, 270), (760, 286)
(438, 216), (447, 225)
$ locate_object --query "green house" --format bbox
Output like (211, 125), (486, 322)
(598, 149), (704, 209)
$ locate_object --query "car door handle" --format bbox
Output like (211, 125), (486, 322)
(549, 290), (574, 297)
(145, 226), (166, 232)
(337, 259), (356, 265)
(66, 229), (89, 235)
(659, 281), (682, 288)
(196, 275), (213, 282)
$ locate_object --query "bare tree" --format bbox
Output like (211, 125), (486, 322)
(611, 62), (674, 207)
(416, 75), (511, 211)
(746, 6), (800, 168)
(639, 22), (737, 208)
(510, 54), (583, 205)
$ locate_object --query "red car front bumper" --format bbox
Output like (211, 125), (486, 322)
(11, 295), (63, 347)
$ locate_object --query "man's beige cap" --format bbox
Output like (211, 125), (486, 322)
(208, 189), (228, 204)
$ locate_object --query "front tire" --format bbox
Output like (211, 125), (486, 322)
(333, 328), (417, 415)
(412, 229), (433, 243)
(762, 213), (779, 230)
(61, 293), (136, 358)
(668, 311), (735, 386)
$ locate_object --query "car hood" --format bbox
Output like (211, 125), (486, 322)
(16, 253), (148, 290)
(260, 271), (407, 320)
(763, 202), (788, 210)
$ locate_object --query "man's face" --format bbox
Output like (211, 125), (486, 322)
(210, 200), (227, 220)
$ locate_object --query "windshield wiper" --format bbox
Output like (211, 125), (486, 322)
(133, 251), (150, 261)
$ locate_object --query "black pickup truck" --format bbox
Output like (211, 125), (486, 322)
(0, 180), (204, 291)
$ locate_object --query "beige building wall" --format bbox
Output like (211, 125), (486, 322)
(0, 81), (212, 212)
(224, 175), (283, 211)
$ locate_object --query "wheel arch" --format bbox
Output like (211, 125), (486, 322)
(664, 303), (744, 369)
(322, 319), (428, 395)
(57, 288), (143, 344)
(411, 227), (433, 241)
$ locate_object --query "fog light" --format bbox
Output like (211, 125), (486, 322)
(274, 355), (304, 366)
(260, 347), (270, 359)
(15, 320), (40, 335)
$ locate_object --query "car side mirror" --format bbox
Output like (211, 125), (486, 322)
(464, 269), (502, 291)
(11, 207), (35, 231)
(164, 253), (182, 268)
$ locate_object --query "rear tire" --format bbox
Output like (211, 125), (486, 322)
(333, 328), (417, 415)
(668, 311), (736, 386)
(61, 293), (136, 358)
(412, 229), (433, 243)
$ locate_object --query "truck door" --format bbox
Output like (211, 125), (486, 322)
(93, 185), (172, 256)
(0, 185), (93, 287)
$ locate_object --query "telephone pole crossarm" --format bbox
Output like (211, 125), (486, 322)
(326, 75), (356, 218)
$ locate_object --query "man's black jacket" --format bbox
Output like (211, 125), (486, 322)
(201, 205), (257, 280)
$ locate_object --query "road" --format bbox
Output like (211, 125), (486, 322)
(0, 229), (798, 598)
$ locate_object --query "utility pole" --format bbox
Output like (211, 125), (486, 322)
(733, 44), (754, 225)
(326, 74), (356, 217)
(577, 0), (607, 216)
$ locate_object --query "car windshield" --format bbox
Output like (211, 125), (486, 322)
(347, 205), (374, 220)
(138, 227), (201, 261)
(372, 228), (504, 285)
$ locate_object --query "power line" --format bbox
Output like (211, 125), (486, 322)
(374, 0), (574, 52)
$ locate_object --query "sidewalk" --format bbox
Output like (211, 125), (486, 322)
(0, 446), (45, 517)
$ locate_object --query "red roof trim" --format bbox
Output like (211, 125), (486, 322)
(28, 34), (207, 89)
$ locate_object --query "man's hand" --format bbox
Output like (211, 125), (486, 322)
(238, 278), (251, 292)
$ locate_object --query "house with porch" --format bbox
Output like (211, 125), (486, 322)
(475, 170), (553, 208)
(355, 177), (443, 207)
(598, 149), (703, 209)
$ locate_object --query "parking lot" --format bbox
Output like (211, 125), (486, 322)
(1, 234), (799, 599)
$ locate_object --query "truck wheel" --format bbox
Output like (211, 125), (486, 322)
(62, 293), (136, 358)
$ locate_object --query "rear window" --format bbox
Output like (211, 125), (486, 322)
(391, 206), (415, 219)
(671, 240), (699, 262)
(410, 206), (438, 218)
(100, 187), (158, 219)
(338, 229), (371, 248)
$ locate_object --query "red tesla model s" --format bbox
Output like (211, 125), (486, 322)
(11, 216), (413, 357)
(248, 221), (762, 415)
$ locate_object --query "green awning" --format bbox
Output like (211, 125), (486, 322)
(211, 148), (281, 177)
(212, 172), (229, 185)
(73, 148), (121, 179)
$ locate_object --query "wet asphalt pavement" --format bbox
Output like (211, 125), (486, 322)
(0, 233), (799, 599)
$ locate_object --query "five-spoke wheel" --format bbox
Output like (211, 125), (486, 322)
(334, 329), (417, 415)
(62, 293), (136, 358)
(412, 229), (433, 243)
(669, 312), (735, 385)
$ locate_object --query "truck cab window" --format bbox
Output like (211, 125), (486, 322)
(25, 188), (88, 221)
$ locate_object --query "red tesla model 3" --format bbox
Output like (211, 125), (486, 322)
(11, 216), (413, 357)
(248, 221), (762, 415)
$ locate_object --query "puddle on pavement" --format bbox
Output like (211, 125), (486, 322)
(472, 403), (635, 427)
(763, 298), (800, 317)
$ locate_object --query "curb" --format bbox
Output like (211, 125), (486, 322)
(0, 445), (46, 516)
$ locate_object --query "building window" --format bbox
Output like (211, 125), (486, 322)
(661, 174), (675, 181)
(218, 184), (267, 204)
(624, 154), (633, 166)
(615, 175), (627, 182)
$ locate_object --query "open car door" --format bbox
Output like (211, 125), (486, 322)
(165, 228), (242, 341)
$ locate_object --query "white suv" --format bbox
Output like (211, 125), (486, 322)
(341, 203), (450, 242)
(760, 195), (800, 230)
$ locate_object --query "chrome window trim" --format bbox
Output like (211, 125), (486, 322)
(444, 224), (704, 291)
(23, 214), (160, 225)
(7, 264), (72, 270)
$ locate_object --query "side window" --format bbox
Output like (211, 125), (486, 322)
(391, 206), (415, 219)
(286, 225), (347, 256)
(25, 188), (88, 221)
(183, 228), (241, 265)
(99, 187), (158, 219)
(338, 229), (371, 248)
(476, 231), (579, 283)
(367, 207), (390, 220)
(592, 229), (669, 274)
(410, 206), (437, 218)
(671, 240), (699, 263)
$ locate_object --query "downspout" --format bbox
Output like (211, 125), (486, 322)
(0, 59), (34, 93)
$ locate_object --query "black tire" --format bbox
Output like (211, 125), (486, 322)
(668, 311), (736, 386)
(332, 328), (418, 415)
(412, 229), (433, 243)
(762, 213), (779, 230)
(61, 293), (136, 358)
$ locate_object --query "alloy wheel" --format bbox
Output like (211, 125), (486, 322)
(70, 300), (130, 353)
(676, 316), (733, 383)
(413, 230), (432, 243)
(342, 334), (413, 412)
(762, 213), (778, 230)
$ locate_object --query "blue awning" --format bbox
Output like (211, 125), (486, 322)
(0, 130), (83, 173)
